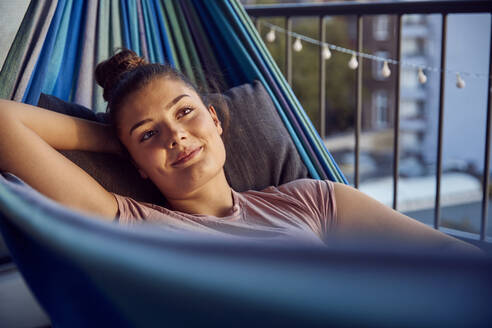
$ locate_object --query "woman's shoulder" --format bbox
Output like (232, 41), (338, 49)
(267, 178), (335, 194)
(241, 179), (335, 203)
(112, 192), (171, 223)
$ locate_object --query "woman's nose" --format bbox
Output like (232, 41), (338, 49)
(166, 128), (187, 149)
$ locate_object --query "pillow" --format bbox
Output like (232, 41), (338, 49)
(36, 80), (308, 202)
(211, 81), (308, 191)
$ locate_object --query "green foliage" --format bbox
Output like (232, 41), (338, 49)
(324, 17), (357, 136)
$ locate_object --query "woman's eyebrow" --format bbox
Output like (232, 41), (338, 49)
(129, 118), (153, 135)
(165, 94), (190, 110)
(129, 94), (191, 135)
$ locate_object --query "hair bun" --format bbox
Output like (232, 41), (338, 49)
(95, 48), (147, 102)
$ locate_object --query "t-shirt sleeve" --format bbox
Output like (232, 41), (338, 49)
(276, 179), (338, 237)
(112, 193), (150, 224)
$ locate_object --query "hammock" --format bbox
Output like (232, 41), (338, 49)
(2, 1), (491, 326)
(0, 0), (346, 183)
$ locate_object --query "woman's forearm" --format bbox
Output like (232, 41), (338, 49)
(332, 183), (485, 256)
(0, 99), (119, 218)
(0, 99), (121, 154)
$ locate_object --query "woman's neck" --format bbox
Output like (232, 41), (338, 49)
(165, 170), (234, 217)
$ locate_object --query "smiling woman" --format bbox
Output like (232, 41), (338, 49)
(115, 77), (230, 216)
(0, 49), (483, 254)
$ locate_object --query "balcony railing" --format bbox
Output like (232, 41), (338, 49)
(245, 0), (492, 245)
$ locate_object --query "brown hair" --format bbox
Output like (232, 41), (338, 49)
(94, 48), (228, 134)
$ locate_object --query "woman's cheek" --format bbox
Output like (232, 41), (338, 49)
(191, 113), (215, 137)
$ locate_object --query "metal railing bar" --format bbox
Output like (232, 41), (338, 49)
(434, 14), (447, 230)
(254, 17), (261, 33)
(319, 16), (327, 138)
(439, 226), (492, 242)
(480, 27), (492, 241)
(393, 14), (402, 210)
(286, 17), (292, 85)
(244, 0), (492, 17)
(355, 15), (363, 188)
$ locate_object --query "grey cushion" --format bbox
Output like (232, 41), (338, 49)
(216, 80), (308, 191)
(36, 80), (308, 202)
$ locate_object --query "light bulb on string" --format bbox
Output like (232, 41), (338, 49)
(456, 73), (466, 89)
(255, 21), (486, 87)
(418, 68), (427, 84)
(322, 44), (332, 60)
(266, 28), (276, 43)
(348, 54), (358, 70)
(381, 61), (391, 78)
(293, 37), (303, 52)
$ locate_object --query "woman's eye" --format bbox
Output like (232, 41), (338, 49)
(140, 130), (157, 142)
(177, 107), (193, 119)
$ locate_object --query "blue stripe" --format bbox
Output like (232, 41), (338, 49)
(120, 0), (131, 48)
(192, 0), (241, 86)
(152, 0), (175, 66)
(127, 0), (140, 55)
(143, 0), (164, 63)
(23, 0), (67, 104)
(41, 0), (74, 96)
(141, 0), (156, 63)
(52, 0), (85, 101)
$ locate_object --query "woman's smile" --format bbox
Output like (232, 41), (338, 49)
(171, 146), (203, 167)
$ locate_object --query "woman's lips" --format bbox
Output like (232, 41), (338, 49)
(171, 147), (202, 166)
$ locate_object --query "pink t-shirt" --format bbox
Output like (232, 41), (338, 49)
(112, 179), (337, 246)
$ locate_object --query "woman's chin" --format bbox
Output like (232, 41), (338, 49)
(156, 165), (225, 199)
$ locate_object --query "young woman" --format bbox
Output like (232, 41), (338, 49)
(0, 49), (481, 253)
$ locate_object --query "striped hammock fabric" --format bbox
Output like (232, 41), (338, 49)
(0, 0), (346, 183)
(2, 3), (492, 328)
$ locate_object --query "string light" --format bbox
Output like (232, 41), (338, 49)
(456, 73), (466, 89)
(266, 28), (276, 43)
(381, 61), (391, 78)
(260, 21), (488, 89)
(348, 54), (358, 70)
(293, 37), (303, 52)
(322, 44), (332, 60)
(418, 68), (427, 84)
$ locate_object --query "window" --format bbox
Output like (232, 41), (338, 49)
(402, 14), (424, 25)
(401, 38), (419, 55)
(373, 15), (389, 41)
(373, 90), (389, 128)
(401, 68), (418, 89)
(400, 100), (418, 117)
(372, 51), (389, 80)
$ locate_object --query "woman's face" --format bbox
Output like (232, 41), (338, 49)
(117, 77), (226, 199)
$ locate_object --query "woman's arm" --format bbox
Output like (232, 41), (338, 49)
(332, 182), (483, 255)
(0, 99), (120, 220)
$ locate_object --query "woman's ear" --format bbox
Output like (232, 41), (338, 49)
(208, 105), (223, 135)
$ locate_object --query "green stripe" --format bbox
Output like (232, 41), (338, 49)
(110, 0), (124, 51)
(184, 1), (226, 90)
(162, 0), (195, 84)
(173, 0), (208, 91)
(156, 0), (180, 70)
(0, 0), (47, 99)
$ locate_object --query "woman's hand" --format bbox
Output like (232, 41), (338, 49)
(0, 99), (118, 220)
